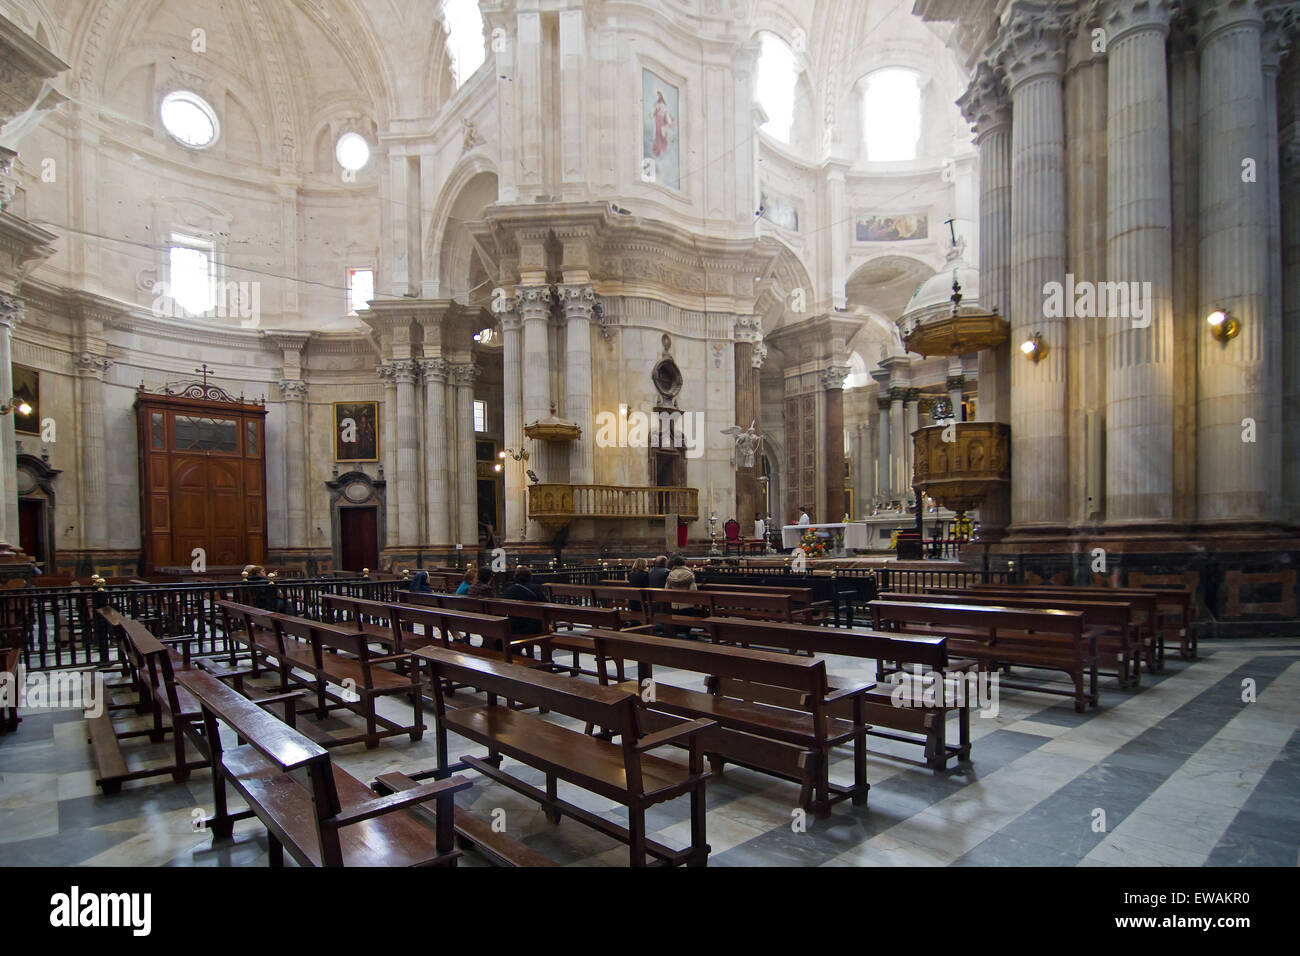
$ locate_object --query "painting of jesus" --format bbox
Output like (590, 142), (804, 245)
(642, 69), (680, 190)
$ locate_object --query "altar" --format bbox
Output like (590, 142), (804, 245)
(782, 522), (870, 552)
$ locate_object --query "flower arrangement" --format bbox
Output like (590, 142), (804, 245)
(800, 528), (827, 557)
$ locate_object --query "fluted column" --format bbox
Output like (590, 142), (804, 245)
(393, 360), (421, 546)
(420, 358), (450, 545)
(559, 283), (595, 484)
(999, 3), (1070, 530)
(1196, 0), (1276, 521)
(823, 367), (849, 521)
(452, 363), (479, 546)
(518, 285), (551, 541)
(1105, 0), (1176, 524)
(72, 352), (111, 552)
(903, 388), (920, 499)
(0, 299), (22, 551)
(960, 63), (1013, 535)
(1283, 94), (1300, 528)
(500, 305), (525, 542)
(376, 364), (399, 549)
(876, 393), (892, 505)
(278, 380), (309, 548)
(889, 387), (906, 502)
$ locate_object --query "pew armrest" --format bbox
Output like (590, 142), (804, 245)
(330, 774), (474, 828)
(635, 717), (717, 752)
(367, 652), (414, 666)
(825, 681), (874, 704)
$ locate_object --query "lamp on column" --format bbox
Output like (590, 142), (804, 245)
(1207, 309), (1239, 344)
(0, 398), (32, 416)
(499, 447), (529, 462)
(1019, 332), (1048, 363)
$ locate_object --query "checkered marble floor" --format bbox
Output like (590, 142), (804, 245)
(2, 637), (1298, 867)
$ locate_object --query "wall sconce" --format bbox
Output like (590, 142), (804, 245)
(0, 397), (32, 416)
(493, 462), (502, 472)
(1207, 309), (1239, 344)
(1019, 332), (1048, 363)
(499, 447), (529, 463)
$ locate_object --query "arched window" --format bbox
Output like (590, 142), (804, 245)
(444, 0), (486, 88)
(755, 33), (797, 143)
(862, 69), (921, 162)
(844, 351), (871, 389)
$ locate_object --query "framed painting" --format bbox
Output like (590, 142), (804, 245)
(333, 401), (379, 462)
(12, 364), (39, 435)
(642, 68), (680, 191)
(854, 213), (929, 242)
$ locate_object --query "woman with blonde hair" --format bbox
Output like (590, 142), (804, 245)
(455, 566), (477, 596)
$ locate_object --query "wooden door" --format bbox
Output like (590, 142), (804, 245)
(18, 499), (43, 566)
(339, 507), (378, 572)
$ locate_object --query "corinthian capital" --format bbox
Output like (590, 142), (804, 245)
(418, 357), (450, 382)
(516, 284), (553, 321)
(557, 283), (595, 320)
(76, 352), (113, 377)
(279, 379), (309, 400)
(392, 359), (421, 385)
(451, 363), (479, 387)
(958, 61), (1011, 138)
(821, 365), (850, 390)
(734, 314), (763, 344)
(0, 292), (24, 330)
(995, 1), (1068, 90)
(376, 363), (397, 383)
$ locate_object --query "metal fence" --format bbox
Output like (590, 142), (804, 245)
(0, 576), (396, 671)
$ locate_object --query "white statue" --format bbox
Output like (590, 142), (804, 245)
(722, 421), (763, 468)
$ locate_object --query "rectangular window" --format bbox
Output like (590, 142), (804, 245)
(169, 234), (214, 315)
(174, 416), (238, 452)
(347, 268), (374, 316)
(246, 419), (260, 456)
(151, 412), (165, 449)
(473, 399), (486, 433)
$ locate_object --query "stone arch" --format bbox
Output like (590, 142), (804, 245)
(425, 159), (499, 299)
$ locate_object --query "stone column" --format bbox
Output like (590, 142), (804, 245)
(72, 352), (111, 552)
(876, 393), (892, 505)
(889, 387), (906, 502)
(500, 304), (525, 543)
(827, 163), (850, 310)
(1283, 84), (1300, 528)
(518, 285), (551, 542)
(377, 364), (399, 550)
(823, 367), (849, 521)
(959, 62), (1013, 535)
(947, 374), (965, 420)
(1263, 12), (1292, 525)
(1105, 0), (1175, 525)
(998, 2), (1070, 530)
(0, 299), (22, 550)
(558, 283), (595, 484)
(1196, 0), (1277, 522)
(420, 358), (450, 545)
(452, 363), (479, 547)
(734, 318), (764, 523)
(278, 380), (309, 549)
(394, 360), (421, 546)
(903, 388), (920, 499)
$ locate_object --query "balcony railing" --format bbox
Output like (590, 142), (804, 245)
(528, 484), (699, 527)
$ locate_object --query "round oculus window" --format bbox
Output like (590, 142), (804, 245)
(336, 132), (370, 171)
(160, 91), (219, 148)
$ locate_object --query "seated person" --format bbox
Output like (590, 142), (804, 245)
(243, 564), (275, 611)
(647, 554), (670, 589)
(455, 567), (476, 595)
(409, 570), (433, 594)
(626, 557), (650, 618)
(502, 566), (547, 637)
(665, 555), (700, 638)
(467, 566), (495, 598)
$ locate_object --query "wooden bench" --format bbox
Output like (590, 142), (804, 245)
(698, 583), (831, 624)
(703, 616), (971, 769)
(413, 646), (715, 867)
(903, 589), (1149, 688)
(869, 600), (1097, 712)
(971, 584), (1194, 665)
(586, 628), (870, 815)
(179, 668), (471, 867)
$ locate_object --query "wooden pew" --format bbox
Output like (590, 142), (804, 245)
(698, 583), (831, 624)
(412, 646), (715, 867)
(273, 613), (425, 749)
(901, 589), (1148, 688)
(702, 616), (971, 769)
(869, 599), (1097, 712)
(585, 628), (869, 816)
(179, 668), (471, 867)
(971, 583), (1194, 665)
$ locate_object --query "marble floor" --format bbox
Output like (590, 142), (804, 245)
(1, 637), (1298, 867)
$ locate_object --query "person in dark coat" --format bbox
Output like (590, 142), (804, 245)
(647, 554), (670, 589)
(409, 570), (432, 593)
(467, 566), (495, 598)
(502, 566), (547, 637)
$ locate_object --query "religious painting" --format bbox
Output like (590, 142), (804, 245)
(333, 401), (379, 462)
(12, 364), (39, 435)
(760, 188), (799, 231)
(855, 212), (928, 242)
(643, 69), (680, 190)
